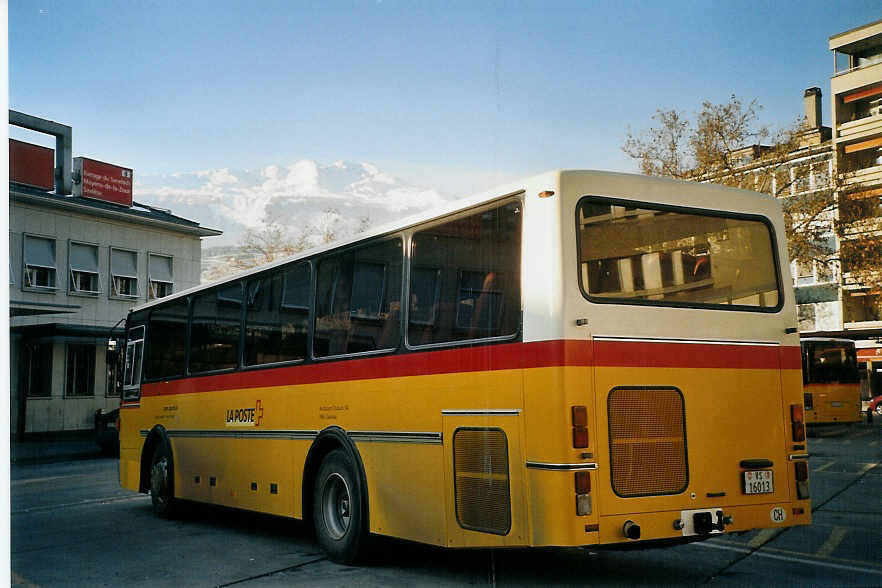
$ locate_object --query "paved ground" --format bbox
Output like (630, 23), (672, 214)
(11, 420), (881, 587)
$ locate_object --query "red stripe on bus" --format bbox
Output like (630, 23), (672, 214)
(141, 340), (589, 397)
(594, 340), (801, 370)
(139, 340), (798, 397)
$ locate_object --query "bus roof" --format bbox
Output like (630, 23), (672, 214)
(129, 169), (780, 314)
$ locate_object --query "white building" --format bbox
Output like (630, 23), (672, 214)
(9, 111), (221, 436)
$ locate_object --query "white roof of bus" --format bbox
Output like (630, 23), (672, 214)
(130, 169), (779, 314)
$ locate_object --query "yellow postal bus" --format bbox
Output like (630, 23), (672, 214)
(117, 170), (811, 563)
(801, 337), (861, 426)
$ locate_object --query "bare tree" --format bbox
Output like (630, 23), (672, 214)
(204, 209), (375, 281)
(623, 109), (693, 179)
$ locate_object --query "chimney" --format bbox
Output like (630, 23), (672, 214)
(804, 87), (822, 129)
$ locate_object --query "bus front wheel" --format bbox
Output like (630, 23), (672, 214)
(313, 449), (368, 564)
(150, 443), (178, 518)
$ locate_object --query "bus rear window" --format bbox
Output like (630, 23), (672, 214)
(577, 197), (780, 310)
(803, 341), (859, 384)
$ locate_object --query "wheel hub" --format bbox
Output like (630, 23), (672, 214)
(151, 457), (168, 504)
(322, 473), (352, 540)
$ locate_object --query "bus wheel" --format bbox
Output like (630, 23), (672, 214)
(150, 443), (178, 518)
(313, 449), (368, 564)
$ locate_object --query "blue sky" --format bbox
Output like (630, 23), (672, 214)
(9, 1), (882, 196)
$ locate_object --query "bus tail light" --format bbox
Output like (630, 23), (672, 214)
(794, 461), (810, 499)
(576, 493), (592, 516)
(790, 404), (806, 442)
(575, 471), (592, 515)
(572, 405), (589, 449)
(575, 471), (590, 494)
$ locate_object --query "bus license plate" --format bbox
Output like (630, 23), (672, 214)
(743, 470), (773, 494)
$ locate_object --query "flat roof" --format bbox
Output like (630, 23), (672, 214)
(829, 19), (882, 52)
(10, 184), (222, 237)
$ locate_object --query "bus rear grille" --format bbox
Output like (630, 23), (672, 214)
(608, 387), (688, 497)
(453, 428), (511, 535)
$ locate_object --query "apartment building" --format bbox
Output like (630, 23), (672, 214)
(830, 19), (882, 327)
(829, 19), (882, 401)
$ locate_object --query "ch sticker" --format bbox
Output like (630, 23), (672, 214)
(770, 506), (786, 523)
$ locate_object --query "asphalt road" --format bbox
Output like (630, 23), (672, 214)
(11, 420), (881, 587)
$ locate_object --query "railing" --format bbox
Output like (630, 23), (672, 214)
(840, 164), (882, 187)
(837, 113), (882, 140)
(833, 56), (882, 77)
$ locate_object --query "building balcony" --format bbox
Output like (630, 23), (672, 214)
(832, 59), (882, 95)
(844, 319), (882, 330)
(836, 112), (882, 142)
(840, 163), (882, 188)
(839, 215), (882, 239)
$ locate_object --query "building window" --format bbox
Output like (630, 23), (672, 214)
(66, 344), (95, 397)
(813, 161), (831, 189)
(148, 253), (174, 300)
(816, 260), (835, 284)
(456, 270), (505, 333)
(23, 342), (53, 397)
(844, 293), (882, 324)
(796, 261), (814, 286)
(69, 242), (101, 295)
(409, 267), (441, 326)
(110, 248), (139, 298)
(797, 304), (816, 332)
(23, 235), (57, 290)
(350, 262), (387, 319)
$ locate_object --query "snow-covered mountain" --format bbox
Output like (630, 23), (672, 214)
(134, 159), (454, 248)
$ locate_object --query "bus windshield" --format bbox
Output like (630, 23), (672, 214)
(804, 340), (860, 384)
(577, 197), (780, 310)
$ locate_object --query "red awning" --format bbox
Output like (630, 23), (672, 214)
(856, 347), (882, 361)
(843, 83), (882, 104)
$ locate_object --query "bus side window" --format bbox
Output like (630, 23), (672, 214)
(314, 237), (402, 358)
(145, 297), (188, 380)
(122, 325), (145, 401)
(408, 200), (521, 346)
(190, 283), (243, 374)
(244, 263), (310, 366)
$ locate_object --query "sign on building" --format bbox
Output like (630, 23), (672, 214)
(73, 157), (133, 207)
(10, 139), (55, 191)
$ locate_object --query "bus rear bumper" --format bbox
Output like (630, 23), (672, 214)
(592, 502), (811, 546)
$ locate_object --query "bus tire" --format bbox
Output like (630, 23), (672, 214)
(150, 442), (178, 518)
(313, 448), (368, 564)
